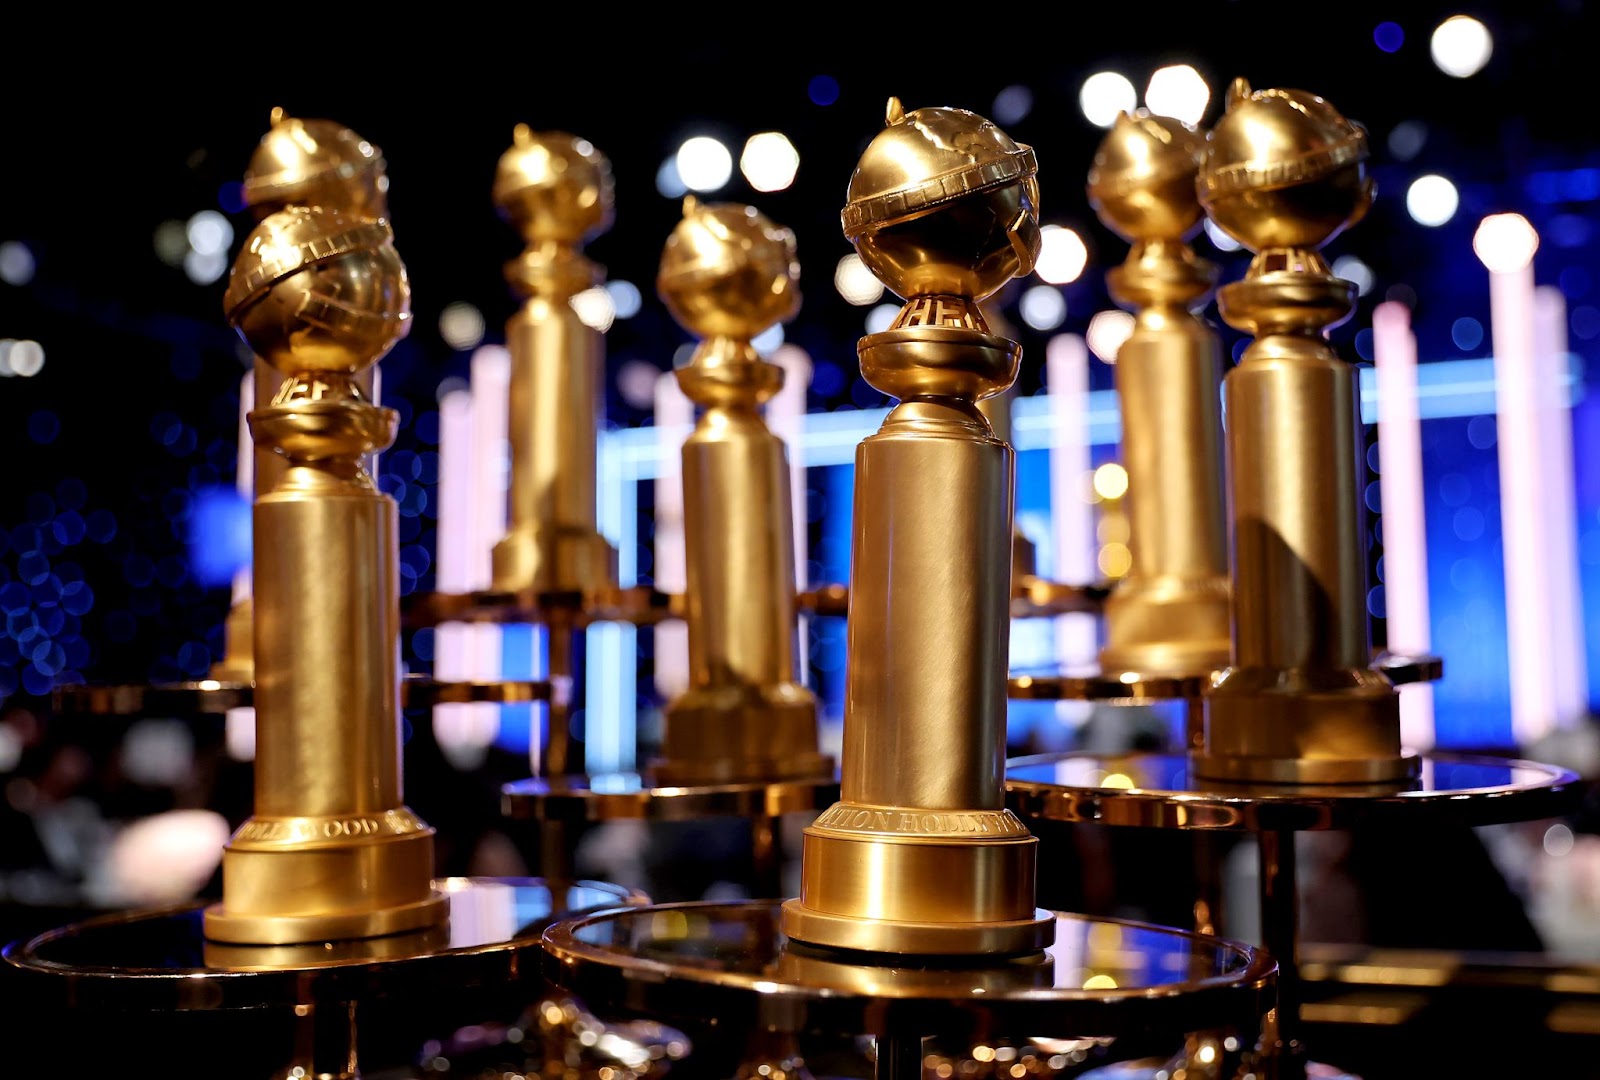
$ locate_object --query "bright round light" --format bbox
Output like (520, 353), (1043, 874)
(740, 132), (799, 193)
(0, 241), (36, 286)
(834, 253), (884, 306)
(1473, 213), (1540, 273)
(675, 136), (734, 193)
(438, 302), (485, 351)
(570, 285), (617, 332)
(1431, 15), (1493, 78)
(1098, 542), (1132, 579)
(1019, 285), (1067, 331)
(1331, 255), (1375, 296)
(607, 280), (643, 319)
(1144, 64), (1210, 126)
(186, 210), (234, 257)
(9, 339), (44, 377)
(1086, 310), (1136, 364)
(752, 323), (785, 356)
(1035, 225), (1088, 285)
(865, 303), (899, 335)
(1080, 71), (1137, 128)
(1203, 218), (1243, 252)
(1406, 174), (1459, 227)
(1093, 462), (1129, 500)
(184, 248), (228, 285)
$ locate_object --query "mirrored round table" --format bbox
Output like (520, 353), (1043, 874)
(3, 877), (649, 1079)
(542, 899), (1276, 1080)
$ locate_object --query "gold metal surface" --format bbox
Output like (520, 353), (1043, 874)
(205, 205), (445, 944)
(1087, 111), (1230, 678)
(646, 198), (830, 785)
(1194, 81), (1409, 785)
(241, 107), (389, 222)
(782, 99), (1051, 956)
(491, 124), (618, 594)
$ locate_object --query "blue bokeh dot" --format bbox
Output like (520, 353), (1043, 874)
(21, 666), (53, 697)
(86, 510), (118, 543)
(27, 410), (60, 446)
(54, 477), (87, 510)
(52, 510), (85, 546)
(60, 581), (93, 616)
(1373, 21), (1404, 52)
(0, 583), (29, 615)
(808, 74), (840, 106)
(412, 627), (436, 662)
(17, 552), (50, 586)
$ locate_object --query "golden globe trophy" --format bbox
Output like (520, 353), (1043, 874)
(1087, 111), (1231, 680)
(1193, 81), (1412, 786)
(648, 197), (831, 786)
(203, 205), (447, 944)
(782, 98), (1053, 955)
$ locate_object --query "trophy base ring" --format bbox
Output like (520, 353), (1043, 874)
(778, 900), (1056, 957)
(202, 889), (450, 946)
(1190, 750), (1421, 786)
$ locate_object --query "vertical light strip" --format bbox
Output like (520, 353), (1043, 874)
(1477, 214), (1557, 743)
(1047, 334), (1097, 724)
(1534, 285), (1589, 725)
(591, 405), (635, 773)
(770, 344), (813, 677)
(653, 372), (693, 703)
(1372, 301), (1435, 750)
(432, 387), (493, 762)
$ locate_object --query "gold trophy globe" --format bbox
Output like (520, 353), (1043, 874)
(1195, 80), (1410, 785)
(242, 107), (390, 222)
(782, 98), (1053, 956)
(204, 205), (447, 944)
(649, 197), (830, 786)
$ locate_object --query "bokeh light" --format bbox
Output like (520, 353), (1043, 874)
(1431, 15), (1493, 77)
(0, 241), (35, 286)
(1331, 255), (1375, 296)
(675, 136), (734, 193)
(1080, 72), (1137, 128)
(1086, 310), (1136, 363)
(740, 132), (800, 193)
(1374, 21), (1405, 52)
(1473, 212), (1540, 273)
(607, 280), (643, 319)
(185, 210), (233, 257)
(570, 286), (617, 332)
(808, 74), (839, 107)
(1406, 174), (1460, 226)
(1144, 64), (1210, 126)
(438, 302), (486, 351)
(1093, 462), (1129, 500)
(1035, 226), (1088, 285)
(1203, 219), (1242, 252)
(1019, 286), (1067, 332)
(835, 254), (884, 306)
(865, 303), (899, 335)
(992, 85), (1033, 126)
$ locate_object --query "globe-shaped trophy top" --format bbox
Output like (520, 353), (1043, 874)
(1087, 110), (1208, 243)
(658, 197), (800, 342)
(242, 108), (389, 222)
(842, 97), (1040, 302)
(1198, 79), (1374, 252)
(493, 124), (615, 246)
(223, 205), (411, 375)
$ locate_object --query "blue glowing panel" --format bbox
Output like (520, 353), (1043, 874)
(186, 484), (250, 588)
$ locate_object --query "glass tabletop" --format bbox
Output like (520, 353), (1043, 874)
(502, 771), (839, 822)
(542, 899), (1274, 1039)
(1005, 751), (1584, 832)
(2, 877), (642, 1011)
